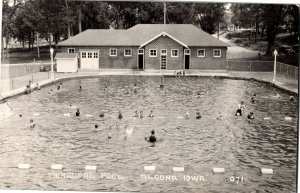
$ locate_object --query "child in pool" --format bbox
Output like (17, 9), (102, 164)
(251, 94), (256, 104)
(76, 108), (80, 116)
(118, 111), (123, 119)
(139, 111), (143, 118)
(145, 130), (156, 143)
(196, 112), (202, 119)
(148, 110), (154, 118)
(246, 112), (254, 122)
(133, 111), (139, 117)
(30, 119), (35, 128)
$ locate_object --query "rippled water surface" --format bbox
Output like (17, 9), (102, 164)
(0, 76), (298, 193)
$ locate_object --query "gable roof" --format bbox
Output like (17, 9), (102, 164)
(139, 32), (188, 48)
(54, 53), (78, 59)
(57, 24), (228, 47)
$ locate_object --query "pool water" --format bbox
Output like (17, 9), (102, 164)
(0, 76), (298, 192)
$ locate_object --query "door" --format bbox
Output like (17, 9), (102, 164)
(160, 49), (167, 70)
(81, 51), (99, 69)
(184, 49), (190, 70)
(160, 56), (167, 70)
(138, 49), (144, 70)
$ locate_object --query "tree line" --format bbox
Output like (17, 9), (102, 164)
(231, 4), (299, 55)
(2, 1), (298, 56)
(2, 1), (225, 50)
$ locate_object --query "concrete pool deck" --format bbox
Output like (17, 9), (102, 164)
(0, 70), (298, 101)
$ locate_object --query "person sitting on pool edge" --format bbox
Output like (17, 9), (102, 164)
(196, 112), (202, 119)
(246, 112), (254, 122)
(145, 130), (156, 143)
(76, 108), (80, 116)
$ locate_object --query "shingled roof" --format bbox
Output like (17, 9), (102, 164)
(57, 24), (228, 47)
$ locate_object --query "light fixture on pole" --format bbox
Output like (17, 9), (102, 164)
(50, 48), (54, 80)
(273, 49), (278, 83)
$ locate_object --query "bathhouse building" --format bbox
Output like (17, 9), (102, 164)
(57, 24), (228, 71)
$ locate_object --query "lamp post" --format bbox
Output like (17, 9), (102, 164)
(50, 48), (54, 80)
(273, 49), (278, 83)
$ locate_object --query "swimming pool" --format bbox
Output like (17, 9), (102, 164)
(0, 76), (297, 192)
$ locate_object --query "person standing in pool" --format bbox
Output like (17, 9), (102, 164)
(57, 82), (62, 90)
(251, 94), (256, 104)
(146, 130), (156, 143)
(236, 101), (246, 116)
(133, 84), (138, 94)
(118, 111), (123, 119)
(76, 108), (80, 116)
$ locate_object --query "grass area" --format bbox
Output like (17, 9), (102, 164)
(1, 46), (52, 64)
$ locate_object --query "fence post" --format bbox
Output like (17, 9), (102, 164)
(295, 67), (297, 79)
(11, 79), (14, 90)
(250, 61), (252, 77)
(31, 68), (34, 83)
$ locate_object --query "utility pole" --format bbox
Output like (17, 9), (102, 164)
(164, 2), (166, 24)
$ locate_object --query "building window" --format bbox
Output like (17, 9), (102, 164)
(149, 49), (157, 57)
(68, 48), (75, 53)
(197, 49), (205, 57)
(171, 49), (179, 57)
(94, 52), (98, 58)
(138, 49), (144, 54)
(110, 48), (117, 56)
(161, 49), (167, 55)
(81, 52), (86, 58)
(184, 49), (190, 55)
(88, 52), (92, 58)
(213, 49), (221, 57)
(124, 48), (132, 57)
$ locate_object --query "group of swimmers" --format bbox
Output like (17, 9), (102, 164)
(235, 92), (294, 122)
(25, 81), (41, 94)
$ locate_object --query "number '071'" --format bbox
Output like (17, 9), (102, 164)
(229, 176), (244, 184)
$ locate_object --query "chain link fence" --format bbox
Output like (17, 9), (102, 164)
(227, 60), (298, 80)
(276, 62), (298, 80)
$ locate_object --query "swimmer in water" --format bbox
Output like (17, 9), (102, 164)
(133, 111), (139, 117)
(76, 108), (80, 116)
(49, 89), (53, 94)
(185, 112), (190, 119)
(251, 94), (256, 104)
(133, 84), (138, 93)
(95, 124), (98, 129)
(139, 111), (143, 118)
(148, 110), (154, 118)
(108, 133), (112, 139)
(30, 119), (35, 128)
(19, 114), (22, 117)
(235, 107), (242, 116)
(196, 112), (202, 119)
(118, 111), (123, 119)
(79, 84), (82, 91)
(146, 130), (156, 143)
(57, 82), (62, 90)
(246, 112), (254, 122)
(99, 111), (104, 117)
